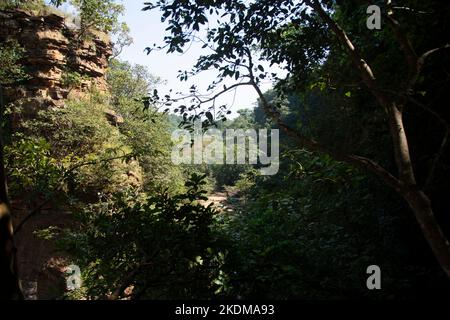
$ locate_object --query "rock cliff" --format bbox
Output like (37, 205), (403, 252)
(0, 8), (112, 108)
(0, 8), (113, 299)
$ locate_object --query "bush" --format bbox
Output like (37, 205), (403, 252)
(12, 94), (141, 200)
(4, 135), (64, 206)
(59, 173), (227, 299)
(220, 150), (418, 299)
(0, 0), (45, 11)
(0, 39), (28, 85)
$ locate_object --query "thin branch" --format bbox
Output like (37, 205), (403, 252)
(424, 130), (449, 192)
(107, 262), (153, 300)
(382, 0), (418, 77)
(382, 88), (450, 131)
(391, 6), (428, 14)
(377, 1), (450, 91)
(170, 81), (253, 106)
(306, 0), (379, 93)
(410, 44), (450, 89)
(108, 248), (161, 300)
(406, 95), (450, 131)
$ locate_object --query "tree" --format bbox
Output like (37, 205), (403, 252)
(107, 59), (161, 103)
(50, 0), (124, 34)
(145, 0), (450, 276)
(111, 23), (133, 60)
(105, 59), (185, 192)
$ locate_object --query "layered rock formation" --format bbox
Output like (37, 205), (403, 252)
(0, 8), (112, 108)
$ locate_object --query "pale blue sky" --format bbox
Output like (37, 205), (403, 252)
(52, 0), (282, 117)
(118, 1), (281, 117)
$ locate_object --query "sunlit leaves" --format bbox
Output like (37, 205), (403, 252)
(50, 0), (124, 33)
(0, 40), (28, 85)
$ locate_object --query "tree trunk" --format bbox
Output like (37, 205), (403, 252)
(306, 0), (450, 278)
(385, 101), (450, 277)
(0, 85), (23, 300)
(404, 189), (450, 277)
(385, 102), (417, 185)
(0, 142), (23, 300)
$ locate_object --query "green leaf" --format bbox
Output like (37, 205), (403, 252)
(205, 111), (214, 123)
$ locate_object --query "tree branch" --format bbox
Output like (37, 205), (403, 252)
(108, 248), (160, 300)
(0, 85), (23, 299)
(244, 49), (403, 193)
(383, 0), (418, 79)
(424, 130), (449, 192)
(377, 1), (450, 90)
(167, 81), (253, 108)
(107, 262), (153, 300)
(404, 95), (450, 131)
(306, 0), (379, 93)
(409, 44), (450, 89)
(307, 0), (421, 185)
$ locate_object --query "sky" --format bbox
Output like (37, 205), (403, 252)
(52, 1), (283, 118)
(118, 1), (281, 118)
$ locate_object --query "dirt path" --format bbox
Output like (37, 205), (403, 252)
(201, 190), (239, 213)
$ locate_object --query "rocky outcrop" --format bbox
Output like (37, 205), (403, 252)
(104, 108), (124, 125)
(0, 8), (112, 108)
(1, 8), (114, 300)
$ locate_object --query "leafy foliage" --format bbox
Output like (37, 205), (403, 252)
(50, 0), (124, 33)
(59, 173), (227, 299)
(0, 0), (45, 11)
(220, 150), (407, 299)
(61, 71), (88, 90)
(4, 136), (63, 205)
(107, 59), (184, 192)
(0, 40), (28, 85)
(107, 59), (161, 103)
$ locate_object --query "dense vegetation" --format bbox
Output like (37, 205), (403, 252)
(1, 0), (450, 300)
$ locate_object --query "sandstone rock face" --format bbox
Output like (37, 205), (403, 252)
(0, 9), (112, 108)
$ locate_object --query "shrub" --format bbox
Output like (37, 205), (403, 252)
(58, 173), (227, 299)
